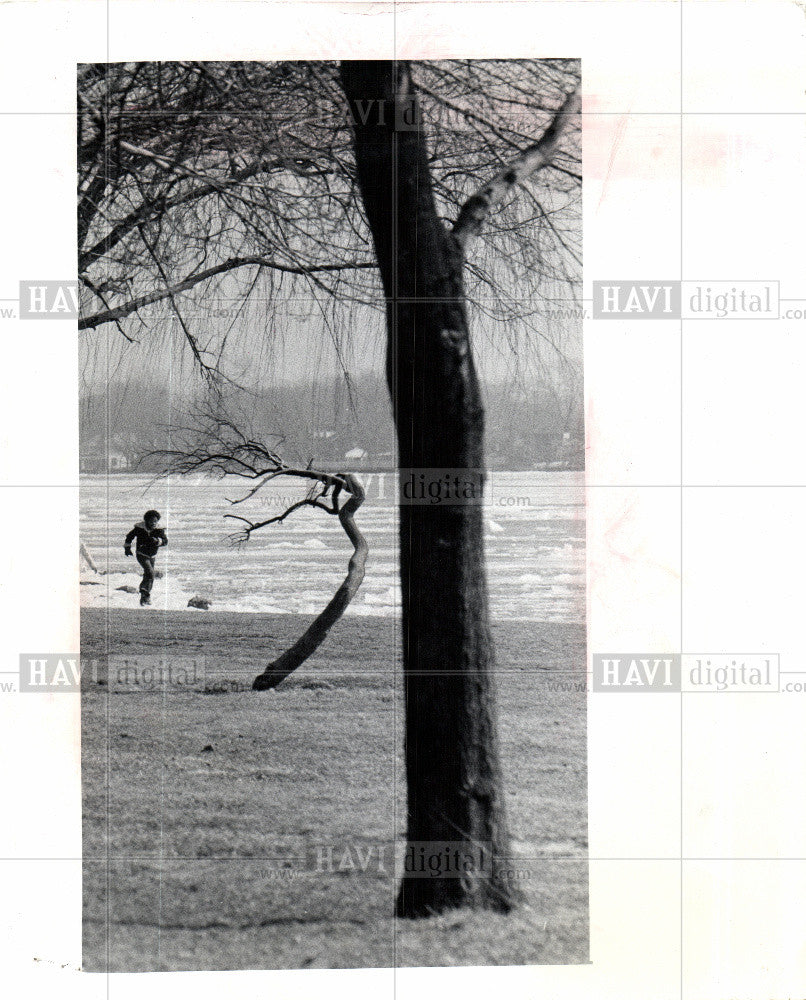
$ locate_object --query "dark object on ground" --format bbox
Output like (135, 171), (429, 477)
(201, 680), (251, 694)
(116, 585), (138, 593)
(201, 744), (214, 753)
(188, 597), (212, 610)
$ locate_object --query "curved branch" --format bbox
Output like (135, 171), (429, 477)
(253, 473), (368, 691)
(224, 491), (338, 544)
(452, 89), (580, 250)
(78, 257), (375, 331)
(154, 411), (369, 690)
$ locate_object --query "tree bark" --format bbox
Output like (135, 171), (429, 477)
(253, 474), (368, 690)
(340, 61), (518, 916)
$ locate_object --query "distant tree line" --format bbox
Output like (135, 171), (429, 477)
(80, 376), (583, 472)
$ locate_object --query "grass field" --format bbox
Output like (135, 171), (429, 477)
(81, 608), (588, 971)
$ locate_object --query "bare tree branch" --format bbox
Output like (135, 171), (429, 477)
(79, 61), (581, 386)
(252, 473), (367, 690)
(156, 410), (368, 688)
(79, 255), (375, 330)
(452, 89), (580, 250)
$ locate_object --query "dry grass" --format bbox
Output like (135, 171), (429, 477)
(81, 609), (588, 971)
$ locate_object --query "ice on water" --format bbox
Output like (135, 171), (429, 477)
(80, 471), (585, 622)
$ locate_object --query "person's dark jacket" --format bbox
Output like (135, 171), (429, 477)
(124, 522), (168, 558)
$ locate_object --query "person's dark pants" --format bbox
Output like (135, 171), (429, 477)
(136, 553), (155, 597)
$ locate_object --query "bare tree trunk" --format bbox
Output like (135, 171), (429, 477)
(340, 61), (518, 916)
(253, 474), (368, 690)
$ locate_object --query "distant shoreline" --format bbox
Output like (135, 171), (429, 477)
(80, 464), (586, 476)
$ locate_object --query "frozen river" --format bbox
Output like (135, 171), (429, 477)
(80, 470), (585, 623)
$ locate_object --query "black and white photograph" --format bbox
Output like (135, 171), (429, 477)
(4, 2), (806, 998)
(77, 57), (585, 971)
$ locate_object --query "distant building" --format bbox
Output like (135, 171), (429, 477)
(344, 447), (368, 465)
(80, 434), (133, 473)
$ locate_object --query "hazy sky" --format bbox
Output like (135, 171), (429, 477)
(80, 280), (582, 400)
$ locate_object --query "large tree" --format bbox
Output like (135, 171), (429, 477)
(340, 61), (578, 916)
(78, 59), (581, 917)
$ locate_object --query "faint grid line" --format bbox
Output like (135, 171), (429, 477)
(11, 110), (806, 116)
(19, 855), (806, 863)
(680, 2), (685, 997)
(104, 4), (111, 989)
(392, 33), (400, 987)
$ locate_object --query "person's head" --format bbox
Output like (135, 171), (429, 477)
(144, 509), (161, 529)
